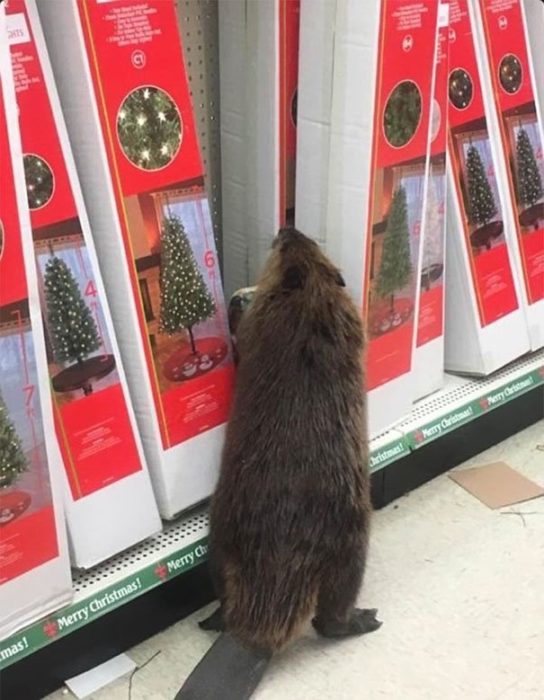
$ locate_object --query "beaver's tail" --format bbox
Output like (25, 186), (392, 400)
(174, 632), (271, 700)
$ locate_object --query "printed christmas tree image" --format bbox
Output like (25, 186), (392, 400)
(384, 81), (422, 148)
(0, 392), (27, 491)
(376, 186), (413, 318)
(420, 180), (444, 292)
(45, 256), (115, 396)
(466, 144), (502, 251)
(158, 215), (227, 383)
(117, 86), (182, 171)
(516, 127), (544, 230)
(23, 154), (54, 210)
(0, 392), (31, 525)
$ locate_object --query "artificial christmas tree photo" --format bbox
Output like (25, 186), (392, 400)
(23, 154), (54, 210)
(383, 81), (422, 148)
(159, 215), (227, 382)
(373, 186), (413, 333)
(117, 86), (182, 171)
(44, 256), (115, 396)
(0, 391), (30, 526)
(420, 180), (444, 292)
(516, 126), (544, 229)
(465, 144), (502, 251)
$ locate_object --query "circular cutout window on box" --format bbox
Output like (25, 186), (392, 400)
(117, 86), (183, 171)
(0, 220), (3, 261)
(383, 80), (422, 148)
(499, 54), (523, 94)
(291, 88), (298, 127)
(23, 154), (55, 210)
(448, 68), (473, 110)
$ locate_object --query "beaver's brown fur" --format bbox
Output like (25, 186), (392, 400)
(204, 227), (380, 653)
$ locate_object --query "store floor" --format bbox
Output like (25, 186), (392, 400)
(47, 420), (544, 700)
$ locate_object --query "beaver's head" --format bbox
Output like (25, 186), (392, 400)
(259, 227), (345, 295)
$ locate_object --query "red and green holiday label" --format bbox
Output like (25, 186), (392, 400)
(417, 3), (449, 348)
(0, 77), (59, 583)
(409, 365), (544, 447)
(7, 0), (144, 499)
(279, 0), (299, 225)
(477, 0), (544, 304)
(77, 0), (234, 450)
(0, 537), (209, 671)
(364, 0), (439, 390)
(447, 0), (519, 326)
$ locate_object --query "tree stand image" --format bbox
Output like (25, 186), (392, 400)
(465, 144), (502, 252)
(371, 186), (414, 336)
(44, 256), (115, 397)
(159, 215), (226, 382)
(515, 126), (544, 230)
(0, 392), (30, 526)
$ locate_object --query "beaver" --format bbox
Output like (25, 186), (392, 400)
(176, 227), (380, 700)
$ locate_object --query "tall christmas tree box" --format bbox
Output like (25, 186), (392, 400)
(412, 2), (451, 401)
(295, 0), (336, 246)
(444, 0), (530, 375)
(37, 0), (234, 520)
(325, 0), (440, 435)
(522, 0), (544, 127)
(0, 4), (72, 640)
(469, 0), (544, 350)
(218, 0), (300, 296)
(7, 0), (161, 568)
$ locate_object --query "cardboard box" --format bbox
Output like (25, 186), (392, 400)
(412, 3), (451, 400)
(295, 0), (336, 245)
(470, 0), (544, 350)
(37, 0), (235, 519)
(444, 0), (530, 375)
(0, 4), (72, 638)
(326, 0), (440, 434)
(7, 0), (161, 568)
(219, 0), (300, 295)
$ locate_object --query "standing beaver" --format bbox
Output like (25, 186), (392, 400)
(176, 228), (380, 700)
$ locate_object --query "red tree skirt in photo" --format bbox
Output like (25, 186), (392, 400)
(52, 355), (116, 396)
(0, 490), (31, 527)
(519, 202), (544, 230)
(470, 220), (503, 251)
(368, 296), (414, 337)
(163, 337), (229, 382)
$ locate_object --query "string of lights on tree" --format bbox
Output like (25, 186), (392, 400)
(159, 214), (216, 354)
(466, 144), (497, 227)
(0, 391), (27, 490)
(516, 126), (543, 209)
(376, 185), (413, 312)
(117, 86), (182, 171)
(23, 154), (54, 210)
(44, 256), (101, 366)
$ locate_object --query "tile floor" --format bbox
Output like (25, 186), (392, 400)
(47, 419), (544, 699)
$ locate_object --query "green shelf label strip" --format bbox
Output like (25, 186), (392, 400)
(0, 538), (209, 671)
(408, 366), (544, 449)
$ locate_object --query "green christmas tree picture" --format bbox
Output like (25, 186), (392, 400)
(117, 86), (182, 170)
(23, 155), (54, 210)
(0, 392), (27, 491)
(376, 186), (413, 314)
(44, 256), (101, 366)
(466, 144), (497, 228)
(515, 127), (543, 209)
(159, 215), (216, 354)
(384, 81), (422, 148)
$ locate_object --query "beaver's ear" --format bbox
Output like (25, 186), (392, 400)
(282, 265), (306, 290)
(335, 271), (346, 287)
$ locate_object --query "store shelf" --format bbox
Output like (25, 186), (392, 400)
(1, 349), (543, 673)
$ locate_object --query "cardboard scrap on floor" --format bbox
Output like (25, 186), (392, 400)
(450, 462), (544, 509)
